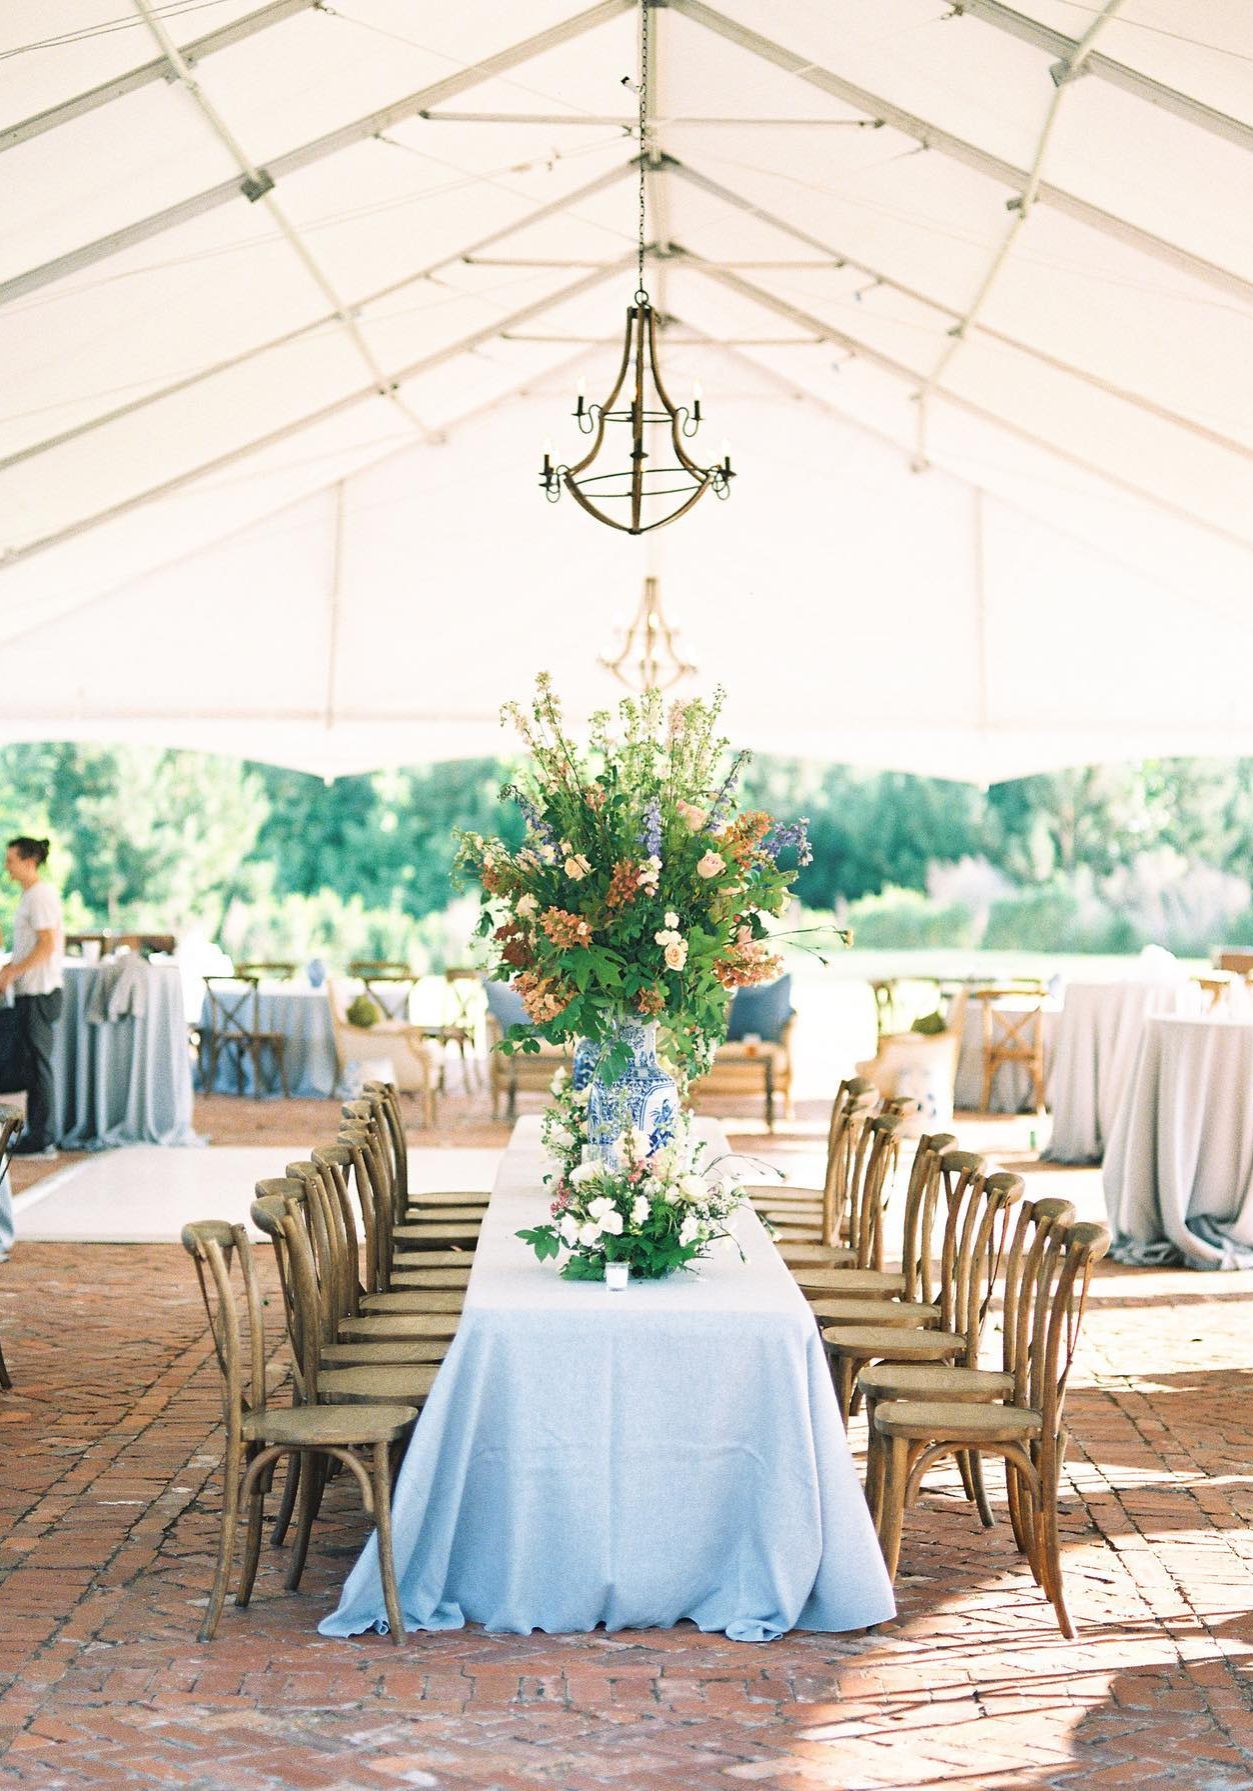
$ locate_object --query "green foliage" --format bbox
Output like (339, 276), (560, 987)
(911, 1010), (948, 1036)
(844, 887), (978, 950)
(981, 886), (1138, 954)
(346, 995), (381, 1027)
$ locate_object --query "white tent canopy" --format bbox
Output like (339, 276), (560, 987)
(2, 0), (1251, 782)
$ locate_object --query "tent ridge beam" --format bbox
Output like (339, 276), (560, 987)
(663, 156), (1253, 465)
(678, 252), (1253, 556)
(0, 258), (632, 570)
(0, 0), (632, 308)
(669, 0), (1253, 305)
(951, 0), (1253, 154)
(0, 162), (633, 476)
(0, 0), (318, 155)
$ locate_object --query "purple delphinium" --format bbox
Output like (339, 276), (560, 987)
(765, 818), (813, 866)
(516, 792), (555, 844)
(640, 797), (663, 858)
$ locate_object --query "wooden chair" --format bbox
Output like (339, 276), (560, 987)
(181, 1218), (415, 1641)
(359, 1082), (489, 1227)
(234, 960), (297, 982)
(790, 1131), (956, 1302)
(349, 964), (417, 1024)
(768, 1087), (882, 1252)
(202, 975), (289, 1098)
(820, 1153), (1023, 1423)
(112, 933), (177, 956)
(970, 986), (1048, 1113)
(860, 1196), (1076, 1526)
(871, 1218), (1110, 1636)
(1192, 972), (1233, 1010)
(0, 1105), (23, 1389)
(65, 932), (110, 956)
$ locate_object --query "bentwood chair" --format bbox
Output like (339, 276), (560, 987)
(820, 1154), (1022, 1422)
(181, 1219), (415, 1641)
(789, 1131), (955, 1302)
(0, 1105), (23, 1389)
(860, 1196), (1076, 1527)
(871, 1219), (1110, 1637)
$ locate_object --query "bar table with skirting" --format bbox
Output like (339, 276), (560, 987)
(321, 1116), (895, 1643)
(54, 961), (200, 1148)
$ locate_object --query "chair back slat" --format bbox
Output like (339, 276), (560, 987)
(180, 1220), (264, 1443)
(897, 1132), (956, 1304)
(847, 1110), (903, 1270)
(821, 1087), (878, 1248)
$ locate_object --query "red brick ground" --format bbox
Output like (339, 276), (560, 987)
(2, 1100), (1253, 1788)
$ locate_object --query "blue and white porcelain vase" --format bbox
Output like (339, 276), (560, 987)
(585, 1017), (680, 1164)
(571, 1036), (598, 1093)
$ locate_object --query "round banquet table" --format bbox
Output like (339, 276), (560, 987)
(197, 984), (339, 1099)
(55, 962), (200, 1148)
(1045, 979), (1205, 1164)
(1103, 1016), (1253, 1269)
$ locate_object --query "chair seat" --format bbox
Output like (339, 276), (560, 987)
(318, 1364), (440, 1405)
(396, 1206), (484, 1225)
(405, 1191), (490, 1210)
(388, 1268), (472, 1290)
(746, 1182), (823, 1201)
(778, 1243), (856, 1267)
(792, 1267), (906, 1295)
(322, 1339), (451, 1366)
(770, 1225), (824, 1243)
(809, 1297), (940, 1327)
(822, 1324), (964, 1360)
(361, 1290), (464, 1314)
(339, 1313), (459, 1339)
(383, 1249), (475, 1269)
(393, 1223), (481, 1247)
(874, 1399), (1043, 1445)
(245, 1402), (416, 1447)
(859, 1363), (1013, 1403)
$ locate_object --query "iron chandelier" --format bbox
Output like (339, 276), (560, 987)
(538, 0), (734, 535)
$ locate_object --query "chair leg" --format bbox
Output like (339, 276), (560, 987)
(877, 1435), (910, 1580)
(285, 1451), (325, 1592)
(271, 1451), (300, 1547)
(200, 1433), (242, 1643)
(832, 1352), (855, 1425)
(235, 1471), (267, 1608)
(967, 1449), (996, 1529)
(372, 1440), (405, 1644)
(276, 1042), (289, 1101)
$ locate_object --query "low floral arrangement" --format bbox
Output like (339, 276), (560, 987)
(456, 675), (815, 1077)
(518, 1119), (746, 1281)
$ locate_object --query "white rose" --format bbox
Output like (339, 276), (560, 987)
(559, 1214), (581, 1245)
(665, 911), (679, 928)
(587, 1195), (616, 1221)
(679, 1172), (708, 1204)
(599, 1210), (624, 1235)
(549, 1124), (574, 1150)
(630, 1126), (651, 1159)
(569, 1161), (601, 1186)
(630, 1195), (650, 1226)
(572, 1086), (591, 1107)
(578, 1220), (603, 1247)
(664, 940), (688, 972)
(679, 1214), (703, 1246)
(696, 851), (725, 879)
(550, 1066), (568, 1092)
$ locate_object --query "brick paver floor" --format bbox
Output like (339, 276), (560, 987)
(2, 1104), (1253, 1788)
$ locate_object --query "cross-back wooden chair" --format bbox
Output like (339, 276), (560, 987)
(181, 1216), (415, 1641)
(359, 1081), (490, 1225)
(790, 1130), (956, 1303)
(749, 1076), (877, 1214)
(970, 986), (1048, 1113)
(861, 1195), (1076, 1527)
(820, 1153), (1024, 1422)
(201, 975), (289, 1098)
(872, 1217), (1110, 1636)
(0, 1105), (23, 1389)
(762, 1086), (881, 1259)
(349, 965), (417, 1024)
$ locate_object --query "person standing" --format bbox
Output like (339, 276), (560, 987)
(0, 837), (64, 1157)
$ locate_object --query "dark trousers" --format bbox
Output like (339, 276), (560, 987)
(16, 990), (63, 1149)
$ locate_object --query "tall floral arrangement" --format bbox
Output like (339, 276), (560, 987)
(456, 675), (811, 1075)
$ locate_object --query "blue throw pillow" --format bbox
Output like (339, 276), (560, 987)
(484, 979), (529, 1031)
(727, 975), (793, 1042)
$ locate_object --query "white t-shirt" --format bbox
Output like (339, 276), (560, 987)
(11, 881), (64, 995)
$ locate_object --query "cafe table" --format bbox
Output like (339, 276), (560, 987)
(1103, 1015), (1253, 1269)
(55, 960), (199, 1148)
(1045, 978), (1205, 1164)
(321, 1117), (895, 1642)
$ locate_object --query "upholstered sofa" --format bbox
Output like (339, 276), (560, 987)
(689, 976), (795, 1130)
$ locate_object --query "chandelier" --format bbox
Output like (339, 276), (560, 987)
(600, 575), (695, 692)
(538, 0), (734, 535)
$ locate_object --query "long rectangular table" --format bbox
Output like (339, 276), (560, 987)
(321, 1117), (895, 1643)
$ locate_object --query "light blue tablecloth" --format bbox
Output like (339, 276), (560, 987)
(321, 1118), (895, 1643)
(55, 962), (200, 1148)
(197, 986), (338, 1098)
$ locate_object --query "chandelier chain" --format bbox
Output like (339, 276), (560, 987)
(637, 0), (648, 301)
